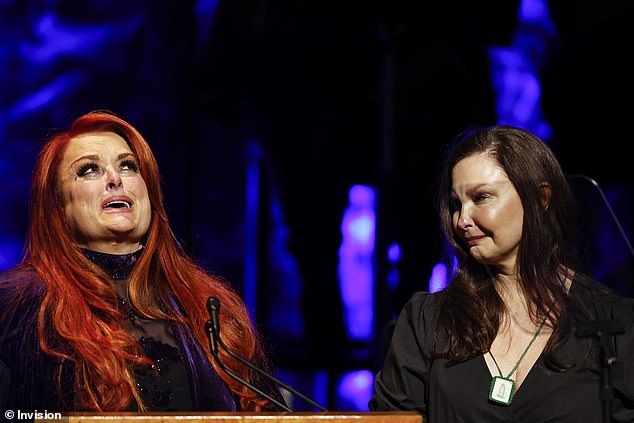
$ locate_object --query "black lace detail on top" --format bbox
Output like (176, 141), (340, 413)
(81, 247), (143, 280)
(133, 336), (191, 409)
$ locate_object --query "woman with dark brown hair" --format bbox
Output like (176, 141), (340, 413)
(0, 110), (281, 412)
(370, 126), (634, 422)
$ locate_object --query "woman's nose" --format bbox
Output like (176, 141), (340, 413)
(106, 168), (123, 190)
(456, 207), (473, 230)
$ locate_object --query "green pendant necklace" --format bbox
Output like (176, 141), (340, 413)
(488, 314), (548, 406)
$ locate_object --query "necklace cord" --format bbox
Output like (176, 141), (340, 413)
(489, 314), (549, 378)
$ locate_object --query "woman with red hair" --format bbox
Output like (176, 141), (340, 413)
(0, 110), (281, 412)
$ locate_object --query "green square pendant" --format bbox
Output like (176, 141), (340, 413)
(488, 376), (515, 405)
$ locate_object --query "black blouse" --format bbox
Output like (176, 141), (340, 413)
(370, 280), (634, 422)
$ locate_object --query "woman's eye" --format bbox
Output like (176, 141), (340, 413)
(76, 163), (101, 177)
(119, 159), (140, 173)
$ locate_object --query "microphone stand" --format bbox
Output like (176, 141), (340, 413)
(205, 297), (328, 412)
(205, 321), (292, 411)
(567, 174), (634, 421)
(574, 319), (626, 423)
(566, 174), (633, 422)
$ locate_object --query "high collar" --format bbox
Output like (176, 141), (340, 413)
(81, 247), (143, 280)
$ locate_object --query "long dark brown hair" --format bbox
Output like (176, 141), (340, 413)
(435, 125), (597, 369)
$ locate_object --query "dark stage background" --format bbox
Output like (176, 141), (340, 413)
(1, 0), (633, 411)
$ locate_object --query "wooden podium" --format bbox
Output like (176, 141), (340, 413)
(36, 412), (422, 422)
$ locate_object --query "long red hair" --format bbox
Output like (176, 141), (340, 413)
(24, 110), (270, 411)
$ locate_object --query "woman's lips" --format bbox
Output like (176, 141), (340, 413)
(102, 196), (133, 212)
(466, 235), (485, 246)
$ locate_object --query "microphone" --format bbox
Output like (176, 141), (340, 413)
(206, 296), (220, 354)
(205, 296), (328, 412)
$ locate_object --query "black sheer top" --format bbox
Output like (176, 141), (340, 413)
(82, 248), (193, 411)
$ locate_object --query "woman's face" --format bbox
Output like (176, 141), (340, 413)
(59, 132), (151, 253)
(450, 152), (524, 274)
